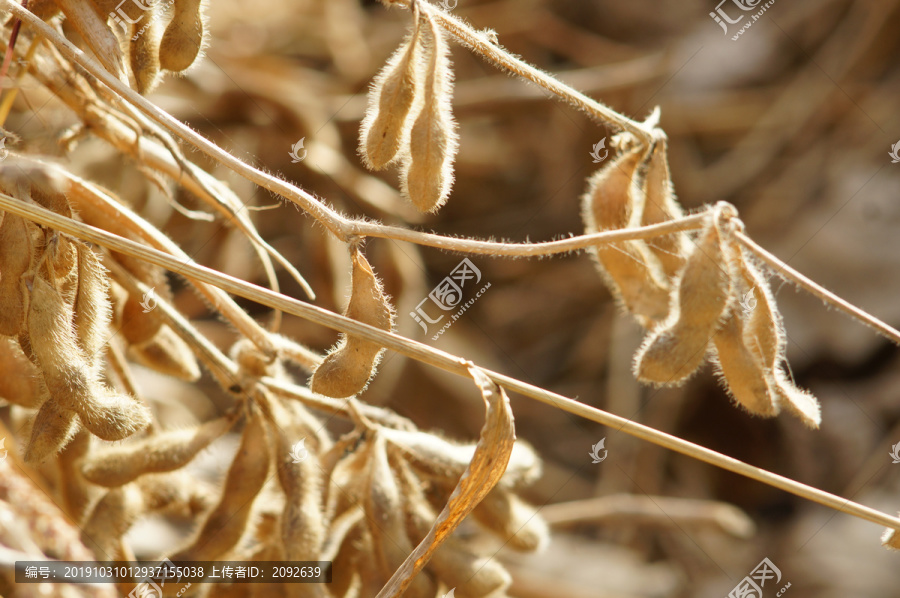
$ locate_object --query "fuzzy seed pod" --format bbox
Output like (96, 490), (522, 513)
(640, 136), (690, 278)
(0, 215), (35, 336)
(364, 435), (436, 598)
(130, 15), (162, 93)
(28, 275), (151, 441)
(129, 324), (202, 382)
(57, 429), (95, 524)
(73, 242), (113, 360)
(81, 410), (239, 486)
(159, 0), (206, 72)
(136, 471), (213, 516)
(634, 204), (737, 385)
(359, 21), (421, 170)
(0, 337), (43, 408)
(429, 540), (512, 598)
(273, 420), (326, 563)
(24, 397), (78, 463)
(471, 486), (549, 552)
(582, 144), (671, 325)
(773, 368), (821, 428)
(711, 311), (779, 418)
(381, 427), (541, 489)
(172, 409), (271, 561)
(400, 16), (459, 212)
(310, 247), (395, 398)
(120, 293), (162, 344)
(80, 484), (145, 560)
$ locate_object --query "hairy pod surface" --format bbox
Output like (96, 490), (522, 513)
(159, 0), (206, 72)
(310, 247), (394, 398)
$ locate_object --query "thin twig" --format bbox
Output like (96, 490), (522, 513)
(417, 1), (654, 144)
(5, 192), (899, 535)
(736, 231), (900, 345)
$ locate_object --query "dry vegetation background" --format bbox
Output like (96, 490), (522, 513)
(2, 0), (900, 596)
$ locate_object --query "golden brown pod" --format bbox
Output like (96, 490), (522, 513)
(159, 0), (206, 72)
(310, 247), (394, 398)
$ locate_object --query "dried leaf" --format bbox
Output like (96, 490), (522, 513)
(373, 365), (515, 598)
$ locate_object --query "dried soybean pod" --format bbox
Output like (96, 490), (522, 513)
(29, 275), (150, 441)
(58, 428), (95, 524)
(381, 427), (541, 489)
(582, 144), (671, 325)
(310, 247), (394, 398)
(273, 421), (326, 563)
(159, 0), (205, 72)
(710, 312), (779, 417)
(0, 214), (34, 336)
(640, 136), (690, 278)
(429, 540), (512, 598)
(172, 409), (271, 561)
(81, 410), (240, 486)
(400, 16), (459, 212)
(130, 18), (162, 94)
(136, 471), (214, 516)
(120, 294), (161, 344)
(359, 16), (421, 170)
(80, 484), (145, 560)
(471, 486), (549, 552)
(24, 397), (78, 463)
(773, 368), (821, 428)
(364, 434), (436, 598)
(635, 204), (736, 385)
(129, 324), (202, 382)
(0, 337), (42, 408)
(73, 242), (113, 359)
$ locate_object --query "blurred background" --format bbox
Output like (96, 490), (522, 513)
(11, 0), (900, 595)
